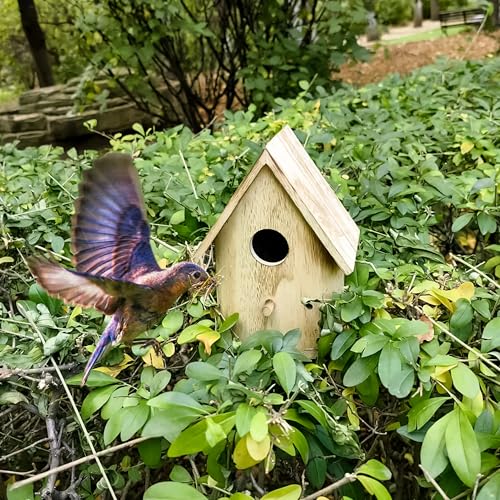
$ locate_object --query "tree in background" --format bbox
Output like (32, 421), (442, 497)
(75, 0), (368, 131)
(17, 0), (54, 86)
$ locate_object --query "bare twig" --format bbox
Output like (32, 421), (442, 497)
(419, 465), (450, 500)
(0, 468), (35, 477)
(11, 436), (150, 490)
(450, 252), (500, 291)
(41, 394), (62, 499)
(179, 149), (199, 200)
(0, 363), (77, 380)
(416, 307), (500, 374)
(250, 472), (265, 496)
(0, 437), (50, 463)
(301, 473), (358, 500)
(16, 313), (118, 500)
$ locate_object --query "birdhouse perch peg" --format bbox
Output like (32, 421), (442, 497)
(194, 125), (359, 355)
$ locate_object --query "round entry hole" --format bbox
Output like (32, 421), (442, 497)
(251, 229), (289, 266)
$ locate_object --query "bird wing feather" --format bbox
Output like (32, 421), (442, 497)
(72, 153), (159, 279)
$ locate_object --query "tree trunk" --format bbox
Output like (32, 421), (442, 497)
(413, 0), (423, 27)
(17, 0), (54, 87)
(430, 0), (440, 21)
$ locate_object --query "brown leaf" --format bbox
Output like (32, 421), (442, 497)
(417, 315), (434, 343)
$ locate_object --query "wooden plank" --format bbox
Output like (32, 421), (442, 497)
(265, 125), (359, 274)
(193, 150), (272, 261)
(194, 126), (359, 274)
(214, 164), (344, 353)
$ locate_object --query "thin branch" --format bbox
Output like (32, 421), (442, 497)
(19, 313), (118, 500)
(416, 306), (500, 374)
(419, 465), (450, 500)
(0, 363), (77, 380)
(450, 252), (500, 291)
(301, 473), (358, 500)
(179, 149), (199, 200)
(11, 436), (150, 491)
(0, 437), (50, 463)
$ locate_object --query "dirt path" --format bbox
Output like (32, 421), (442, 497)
(338, 31), (499, 86)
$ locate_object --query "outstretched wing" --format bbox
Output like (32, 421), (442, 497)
(28, 257), (118, 314)
(72, 153), (159, 280)
(28, 257), (157, 313)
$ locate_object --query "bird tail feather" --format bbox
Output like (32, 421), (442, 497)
(81, 316), (119, 386)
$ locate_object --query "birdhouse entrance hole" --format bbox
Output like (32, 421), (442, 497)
(250, 229), (289, 266)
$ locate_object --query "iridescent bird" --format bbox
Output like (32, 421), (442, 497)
(28, 153), (209, 385)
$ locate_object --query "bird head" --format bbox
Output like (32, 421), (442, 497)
(174, 262), (210, 290)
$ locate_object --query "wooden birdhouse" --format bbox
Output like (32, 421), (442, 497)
(194, 126), (359, 355)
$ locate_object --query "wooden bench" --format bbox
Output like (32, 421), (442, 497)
(439, 8), (486, 32)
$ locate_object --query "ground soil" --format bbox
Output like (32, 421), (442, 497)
(338, 31), (500, 86)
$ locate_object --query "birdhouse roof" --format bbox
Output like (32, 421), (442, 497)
(194, 125), (359, 274)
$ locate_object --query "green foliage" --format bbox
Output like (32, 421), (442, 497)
(74, 0), (368, 129)
(374, 0), (413, 26)
(1, 57), (500, 498)
(0, 0), (87, 91)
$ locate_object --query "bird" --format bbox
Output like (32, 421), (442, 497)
(27, 152), (209, 385)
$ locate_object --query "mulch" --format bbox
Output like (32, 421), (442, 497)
(337, 31), (500, 86)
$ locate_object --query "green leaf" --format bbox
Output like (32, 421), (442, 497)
(261, 484), (302, 500)
(407, 397), (449, 432)
(43, 332), (71, 356)
(477, 213), (497, 236)
(0, 391), (29, 405)
(7, 482), (34, 500)
(148, 391), (206, 416)
(451, 363), (480, 399)
(169, 465), (193, 483)
(357, 459), (392, 481)
(120, 402), (150, 441)
(185, 361), (226, 381)
(233, 349), (262, 377)
(144, 482), (207, 500)
(101, 386), (129, 419)
(149, 370), (172, 397)
(357, 476), (391, 500)
(103, 409), (124, 445)
(452, 213), (474, 232)
(168, 413), (235, 457)
(138, 438), (162, 467)
(481, 318), (500, 352)
(450, 299), (473, 341)
(205, 418), (227, 447)
(343, 356), (377, 387)
(290, 427), (309, 463)
(477, 471), (500, 500)
(445, 408), (481, 487)
(272, 352), (296, 395)
(331, 330), (356, 359)
(378, 343), (401, 390)
(162, 310), (184, 335)
(67, 370), (119, 387)
(341, 297), (364, 322)
(170, 209), (185, 225)
(178, 324), (214, 344)
(420, 413), (451, 478)
(218, 312), (239, 332)
(81, 384), (118, 420)
(142, 409), (197, 442)
(236, 403), (257, 436)
(250, 409), (268, 442)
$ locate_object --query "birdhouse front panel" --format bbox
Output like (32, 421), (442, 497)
(214, 164), (344, 354)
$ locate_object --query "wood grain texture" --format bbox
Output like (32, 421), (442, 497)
(214, 164), (344, 354)
(194, 125), (359, 275)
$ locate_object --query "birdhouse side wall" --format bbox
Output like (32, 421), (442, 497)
(214, 165), (344, 354)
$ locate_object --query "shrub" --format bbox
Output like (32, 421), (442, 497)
(1, 57), (499, 499)
(374, 0), (413, 26)
(74, 0), (368, 130)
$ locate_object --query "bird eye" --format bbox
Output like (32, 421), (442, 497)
(192, 271), (202, 280)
